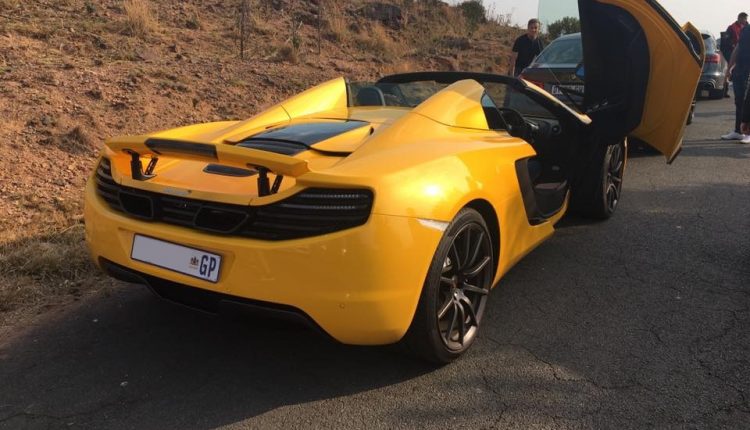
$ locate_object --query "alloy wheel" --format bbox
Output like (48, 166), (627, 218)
(436, 223), (493, 351)
(605, 143), (625, 213)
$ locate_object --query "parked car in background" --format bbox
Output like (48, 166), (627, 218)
(518, 33), (584, 109)
(520, 32), (700, 124)
(697, 31), (729, 99)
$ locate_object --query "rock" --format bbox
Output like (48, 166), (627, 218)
(432, 55), (459, 71)
(294, 9), (318, 26)
(86, 88), (102, 100)
(40, 114), (55, 126)
(441, 36), (471, 50)
(359, 3), (403, 30)
(92, 36), (108, 50)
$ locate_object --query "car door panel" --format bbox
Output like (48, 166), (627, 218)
(579, 0), (702, 162)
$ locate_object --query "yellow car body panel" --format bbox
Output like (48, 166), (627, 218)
(411, 80), (490, 129)
(84, 180), (441, 344)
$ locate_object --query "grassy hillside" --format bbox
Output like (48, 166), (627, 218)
(0, 0), (520, 320)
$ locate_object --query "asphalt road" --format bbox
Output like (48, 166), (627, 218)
(1, 97), (749, 430)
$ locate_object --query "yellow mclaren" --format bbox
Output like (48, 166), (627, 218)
(84, 0), (702, 362)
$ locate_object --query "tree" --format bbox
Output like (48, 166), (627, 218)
(547, 16), (580, 40)
(459, 0), (487, 32)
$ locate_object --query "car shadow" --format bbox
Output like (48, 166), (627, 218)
(0, 287), (438, 429)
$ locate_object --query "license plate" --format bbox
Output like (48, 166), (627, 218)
(550, 84), (584, 96)
(131, 235), (222, 283)
(700, 90), (710, 98)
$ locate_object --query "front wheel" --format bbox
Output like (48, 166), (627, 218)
(400, 208), (494, 364)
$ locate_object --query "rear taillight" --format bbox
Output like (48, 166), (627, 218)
(705, 53), (720, 64)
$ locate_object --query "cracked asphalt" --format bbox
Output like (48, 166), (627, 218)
(1, 97), (749, 429)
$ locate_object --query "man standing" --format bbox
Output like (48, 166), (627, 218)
(724, 19), (750, 143)
(508, 19), (544, 77)
(724, 12), (748, 59)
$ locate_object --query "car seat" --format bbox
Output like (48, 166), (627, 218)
(356, 86), (386, 106)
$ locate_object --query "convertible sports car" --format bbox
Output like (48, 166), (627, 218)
(84, 0), (702, 362)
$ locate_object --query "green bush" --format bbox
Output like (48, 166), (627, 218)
(460, 0), (486, 31)
(547, 16), (581, 40)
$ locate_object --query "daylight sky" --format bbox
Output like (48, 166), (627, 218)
(487, 0), (750, 35)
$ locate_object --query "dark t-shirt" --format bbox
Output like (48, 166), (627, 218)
(512, 34), (544, 76)
(736, 25), (750, 73)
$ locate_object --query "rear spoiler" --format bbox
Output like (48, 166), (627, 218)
(106, 137), (310, 178)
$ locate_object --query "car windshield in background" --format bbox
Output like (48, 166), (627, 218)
(534, 37), (582, 65)
(702, 34), (716, 52)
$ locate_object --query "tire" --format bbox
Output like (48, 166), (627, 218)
(400, 208), (494, 364)
(570, 139), (626, 220)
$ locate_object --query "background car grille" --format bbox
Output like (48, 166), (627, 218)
(94, 158), (374, 240)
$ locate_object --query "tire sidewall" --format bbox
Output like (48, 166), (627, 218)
(405, 208), (492, 363)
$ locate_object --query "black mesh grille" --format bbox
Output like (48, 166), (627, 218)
(242, 189), (374, 240)
(94, 158), (374, 240)
(95, 158), (122, 211)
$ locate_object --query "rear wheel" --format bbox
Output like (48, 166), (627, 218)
(571, 139), (626, 220)
(400, 208), (494, 364)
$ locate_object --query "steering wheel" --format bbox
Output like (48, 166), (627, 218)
(497, 107), (538, 142)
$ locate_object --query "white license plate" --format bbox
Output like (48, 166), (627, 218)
(700, 90), (710, 98)
(550, 84), (584, 96)
(131, 235), (222, 283)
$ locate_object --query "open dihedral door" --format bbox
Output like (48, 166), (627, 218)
(579, 0), (703, 162)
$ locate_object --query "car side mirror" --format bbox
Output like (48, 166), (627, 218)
(575, 64), (585, 82)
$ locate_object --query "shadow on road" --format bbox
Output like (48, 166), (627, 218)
(0, 289), (437, 429)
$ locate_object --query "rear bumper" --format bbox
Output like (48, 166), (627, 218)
(698, 72), (725, 91)
(100, 259), (329, 333)
(84, 179), (444, 345)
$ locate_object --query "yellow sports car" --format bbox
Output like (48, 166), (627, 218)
(84, 0), (702, 362)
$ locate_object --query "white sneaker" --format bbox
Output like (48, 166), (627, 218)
(740, 135), (750, 144)
(721, 131), (745, 140)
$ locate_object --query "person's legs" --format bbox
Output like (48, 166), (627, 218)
(723, 69), (748, 139)
(734, 70), (748, 133)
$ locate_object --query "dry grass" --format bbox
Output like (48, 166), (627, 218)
(270, 43), (298, 63)
(0, 225), (100, 313)
(0, 0), (20, 10)
(122, 0), (158, 39)
(399, 4), (460, 55)
(323, 0), (349, 42)
(185, 11), (201, 30)
(249, 13), (274, 36)
(57, 126), (93, 154)
(355, 23), (399, 60)
(383, 58), (418, 74)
